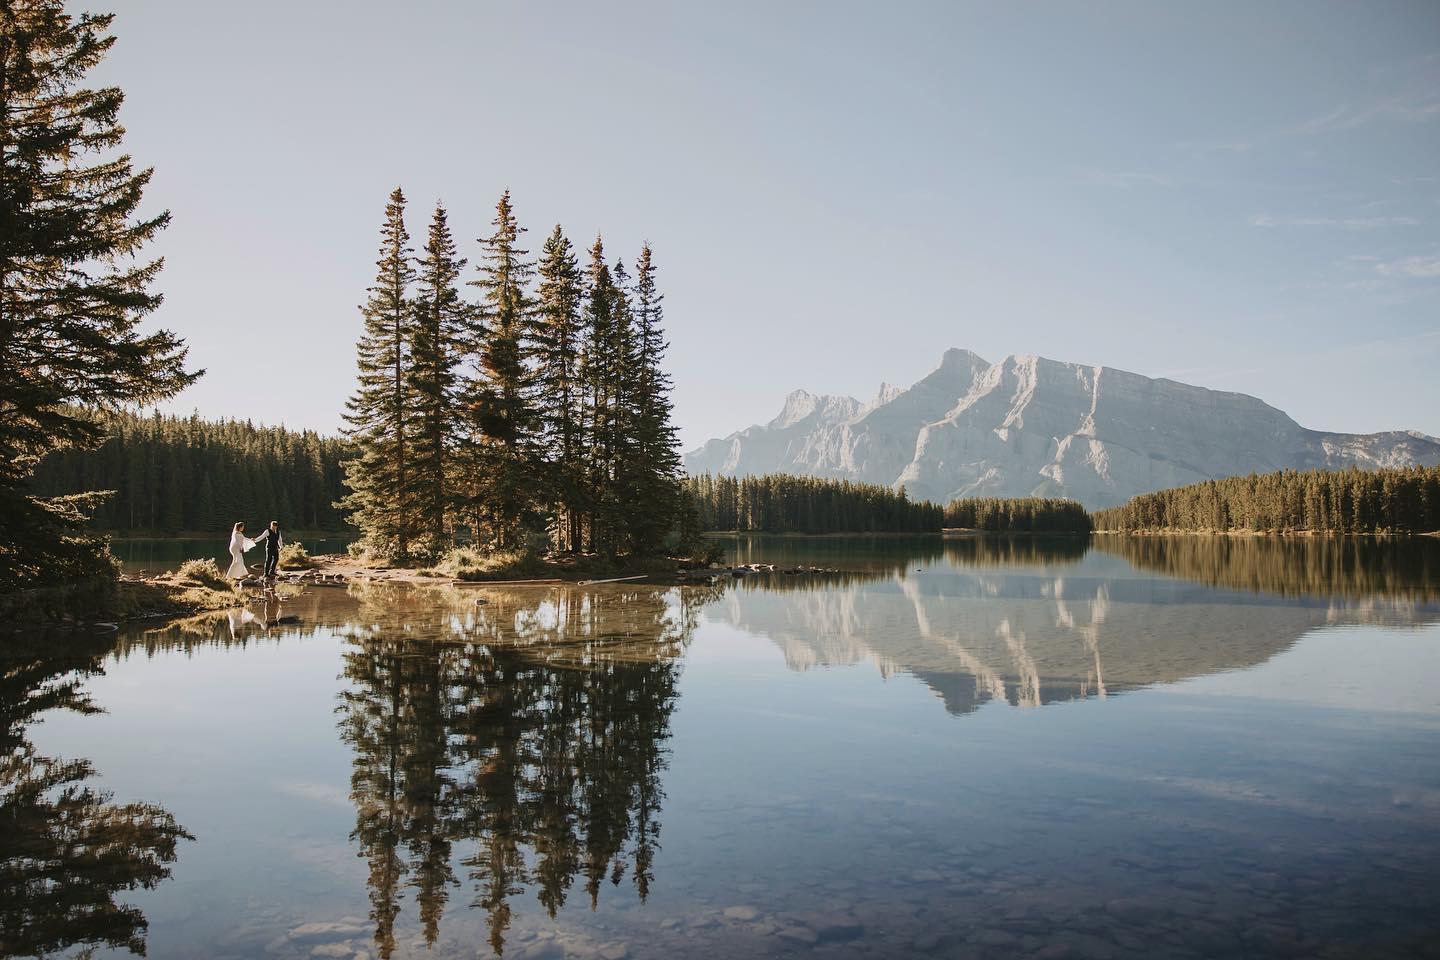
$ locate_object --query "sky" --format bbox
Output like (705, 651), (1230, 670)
(91, 0), (1440, 449)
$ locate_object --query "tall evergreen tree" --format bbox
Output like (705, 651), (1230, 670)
(0, 3), (196, 590)
(580, 237), (620, 554)
(340, 188), (417, 558)
(409, 203), (466, 555)
(463, 191), (538, 549)
(533, 224), (586, 552)
(623, 244), (682, 552)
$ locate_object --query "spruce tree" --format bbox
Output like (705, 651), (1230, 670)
(340, 188), (417, 559)
(463, 191), (538, 549)
(533, 224), (586, 552)
(0, 3), (196, 591)
(580, 237), (619, 553)
(624, 244), (682, 552)
(606, 256), (642, 550)
(409, 203), (466, 555)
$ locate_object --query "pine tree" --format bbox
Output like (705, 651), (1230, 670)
(0, 3), (197, 590)
(605, 255), (640, 547)
(340, 188), (417, 559)
(580, 237), (621, 554)
(409, 203), (466, 555)
(463, 191), (538, 549)
(533, 224), (586, 552)
(623, 244), (682, 552)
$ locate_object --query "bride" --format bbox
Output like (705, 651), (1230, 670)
(227, 521), (259, 584)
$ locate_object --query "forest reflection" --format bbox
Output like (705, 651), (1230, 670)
(337, 583), (721, 958)
(1095, 534), (1440, 601)
(0, 632), (191, 959)
(716, 533), (1440, 602)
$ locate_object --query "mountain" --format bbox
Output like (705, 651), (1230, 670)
(683, 348), (1440, 508)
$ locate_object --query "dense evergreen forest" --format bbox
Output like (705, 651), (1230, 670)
(683, 473), (1095, 535)
(1093, 466), (1440, 534)
(943, 496), (1094, 533)
(27, 409), (351, 533)
(683, 473), (944, 533)
(340, 189), (682, 561)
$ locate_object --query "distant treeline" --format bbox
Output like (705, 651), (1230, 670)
(1093, 466), (1440, 534)
(943, 497), (1093, 533)
(683, 473), (1092, 535)
(683, 473), (943, 533)
(29, 409), (352, 533)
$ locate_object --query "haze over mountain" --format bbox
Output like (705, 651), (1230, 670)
(683, 349), (1440, 508)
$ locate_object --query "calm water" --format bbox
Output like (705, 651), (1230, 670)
(6, 536), (1440, 959)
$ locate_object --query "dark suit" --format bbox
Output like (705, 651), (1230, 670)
(260, 527), (283, 578)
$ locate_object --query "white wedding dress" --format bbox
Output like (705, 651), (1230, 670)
(227, 530), (257, 579)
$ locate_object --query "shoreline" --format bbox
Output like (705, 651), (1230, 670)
(1092, 529), (1436, 538)
(105, 530), (356, 542)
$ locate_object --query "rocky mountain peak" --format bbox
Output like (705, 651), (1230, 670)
(684, 347), (1440, 507)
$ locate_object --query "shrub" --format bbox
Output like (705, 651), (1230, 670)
(175, 558), (231, 589)
(279, 542), (314, 569)
(428, 546), (547, 581)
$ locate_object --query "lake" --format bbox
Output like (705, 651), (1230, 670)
(6, 535), (1440, 959)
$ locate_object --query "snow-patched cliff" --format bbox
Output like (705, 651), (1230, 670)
(682, 348), (1440, 508)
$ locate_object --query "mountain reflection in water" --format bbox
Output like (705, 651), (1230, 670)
(711, 535), (1440, 715)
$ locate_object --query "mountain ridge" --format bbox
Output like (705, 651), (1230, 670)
(683, 348), (1440, 508)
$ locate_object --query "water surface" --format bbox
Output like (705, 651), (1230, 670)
(6, 536), (1440, 959)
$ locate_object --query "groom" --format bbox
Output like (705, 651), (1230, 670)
(254, 520), (283, 580)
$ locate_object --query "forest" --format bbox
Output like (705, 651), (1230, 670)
(943, 496), (1094, 533)
(683, 473), (943, 533)
(683, 473), (1096, 535)
(1093, 466), (1440, 534)
(27, 409), (350, 533)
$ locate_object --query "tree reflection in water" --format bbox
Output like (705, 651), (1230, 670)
(1095, 534), (1440, 601)
(338, 582), (721, 958)
(0, 631), (191, 958)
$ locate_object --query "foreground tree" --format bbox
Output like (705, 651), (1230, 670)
(0, 3), (196, 595)
(340, 188), (417, 559)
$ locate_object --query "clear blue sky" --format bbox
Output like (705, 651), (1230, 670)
(94, 1), (1440, 448)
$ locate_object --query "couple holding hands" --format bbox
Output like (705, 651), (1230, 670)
(227, 520), (284, 585)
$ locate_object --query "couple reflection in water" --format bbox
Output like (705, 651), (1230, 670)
(225, 591), (288, 640)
